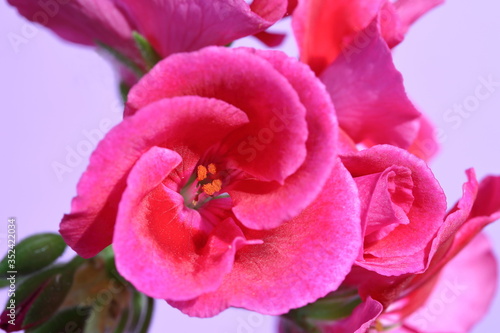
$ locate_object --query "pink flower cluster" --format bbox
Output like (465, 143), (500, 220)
(7, 0), (500, 332)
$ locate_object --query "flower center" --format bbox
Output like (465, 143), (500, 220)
(181, 162), (228, 209)
(196, 163), (223, 196)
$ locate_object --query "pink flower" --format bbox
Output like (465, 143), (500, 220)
(292, 0), (442, 157)
(59, 46), (362, 316)
(341, 145), (447, 276)
(8, 0), (287, 75)
(349, 170), (500, 306)
(330, 233), (497, 333)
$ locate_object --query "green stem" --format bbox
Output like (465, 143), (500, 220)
(139, 297), (155, 333)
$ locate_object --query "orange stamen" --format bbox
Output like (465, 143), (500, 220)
(212, 179), (222, 191)
(208, 163), (217, 175)
(202, 179), (222, 196)
(197, 165), (207, 181)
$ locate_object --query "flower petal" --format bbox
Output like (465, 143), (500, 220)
(7, 0), (139, 61)
(116, 0), (286, 57)
(357, 166), (415, 246)
(407, 115), (440, 162)
(60, 96), (248, 258)
(169, 159), (361, 316)
(292, 0), (385, 74)
(227, 48), (338, 229)
(404, 233), (498, 333)
(321, 21), (421, 149)
(126, 46), (309, 185)
(428, 172), (500, 273)
(381, 0), (444, 48)
(114, 146), (253, 300)
(342, 145), (447, 275)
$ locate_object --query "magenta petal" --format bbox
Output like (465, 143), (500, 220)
(59, 96), (248, 258)
(423, 170), (500, 279)
(342, 145), (447, 275)
(425, 169), (479, 271)
(321, 21), (421, 149)
(381, 0), (444, 48)
(469, 175), (500, 219)
(114, 146), (252, 300)
(407, 115), (440, 161)
(116, 0), (286, 57)
(227, 48), (338, 230)
(253, 30), (286, 47)
(357, 166), (414, 245)
(126, 46), (309, 185)
(404, 233), (498, 333)
(389, 0), (444, 46)
(127, 46), (337, 230)
(7, 0), (139, 61)
(169, 160), (362, 316)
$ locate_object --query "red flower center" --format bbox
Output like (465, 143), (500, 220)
(181, 162), (229, 209)
(196, 163), (223, 196)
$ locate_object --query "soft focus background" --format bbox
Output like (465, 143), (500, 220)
(1, 0), (499, 332)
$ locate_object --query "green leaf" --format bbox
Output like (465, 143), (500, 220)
(4, 265), (63, 308)
(22, 265), (77, 327)
(0, 233), (67, 277)
(25, 306), (90, 333)
(96, 41), (145, 78)
(132, 31), (161, 70)
(291, 294), (361, 321)
(119, 81), (131, 103)
(98, 246), (128, 286)
(284, 290), (362, 333)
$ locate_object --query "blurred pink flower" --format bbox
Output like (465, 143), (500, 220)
(292, 0), (442, 157)
(329, 233), (497, 333)
(319, 24), (421, 150)
(8, 0), (287, 76)
(292, 0), (443, 74)
(383, 233), (498, 333)
(59, 46), (362, 316)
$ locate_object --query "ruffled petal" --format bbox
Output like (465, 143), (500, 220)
(126, 46), (308, 185)
(60, 96), (248, 258)
(342, 145), (446, 275)
(227, 48), (338, 229)
(169, 159), (361, 316)
(127, 47), (337, 230)
(357, 166), (414, 246)
(114, 146), (254, 300)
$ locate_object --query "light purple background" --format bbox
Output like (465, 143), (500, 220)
(1, 0), (499, 332)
